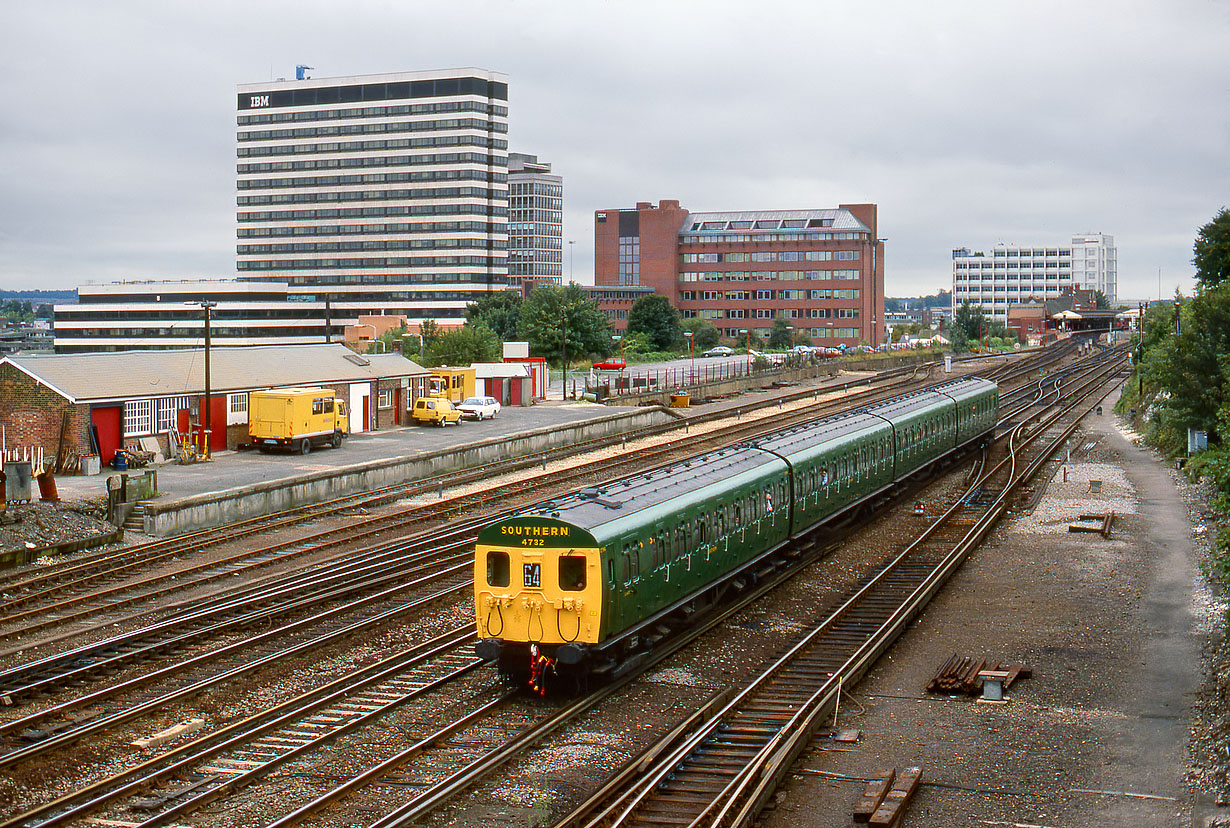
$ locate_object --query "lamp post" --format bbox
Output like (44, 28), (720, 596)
(185, 300), (217, 458)
(569, 240), (575, 283)
(401, 331), (424, 358)
(683, 331), (694, 383)
(355, 323), (386, 352)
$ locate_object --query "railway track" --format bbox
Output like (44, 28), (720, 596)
(0, 343), (1068, 616)
(0, 343), (1094, 826)
(168, 351), (1123, 828)
(0, 370), (942, 639)
(551, 352), (1127, 828)
(2, 355), (1055, 652)
(0, 361), (935, 595)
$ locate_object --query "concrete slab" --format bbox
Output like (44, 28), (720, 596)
(50, 399), (620, 505)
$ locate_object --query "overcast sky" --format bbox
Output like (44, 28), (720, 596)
(1, 0), (1226, 301)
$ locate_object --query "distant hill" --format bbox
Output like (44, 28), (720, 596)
(0, 289), (77, 306)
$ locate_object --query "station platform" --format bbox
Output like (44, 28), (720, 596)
(51, 399), (626, 507)
(46, 354), (989, 538)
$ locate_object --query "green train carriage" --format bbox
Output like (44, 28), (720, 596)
(475, 446), (793, 681)
(475, 378), (999, 688)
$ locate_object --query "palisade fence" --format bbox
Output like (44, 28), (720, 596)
(557, 354), (829, 400)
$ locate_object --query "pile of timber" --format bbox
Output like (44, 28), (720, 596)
(926, 654), (1031, 695)
(855, 766), (922, 825)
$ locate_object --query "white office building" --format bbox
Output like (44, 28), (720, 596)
(56, 69), (514, 353)
(53, 280), (342, 352)
(507, 153), (563, 287)
(236, 68), (511, 326)
(952, 233), (1117, 321)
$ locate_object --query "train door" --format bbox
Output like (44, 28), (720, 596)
(604, 549), (619, 635)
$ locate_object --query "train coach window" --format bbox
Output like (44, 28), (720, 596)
(559, 556), (586, 591)
(486, 551), (510, 587)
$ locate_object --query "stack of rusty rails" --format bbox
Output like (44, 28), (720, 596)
(1068, 511), (1115, 537)
(927, 654), (1031, 695)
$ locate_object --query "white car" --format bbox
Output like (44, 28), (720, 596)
(703, 346), (735, 357)
(457, 396), (501, 420)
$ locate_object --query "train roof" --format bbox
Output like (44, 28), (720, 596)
(863, 389), (953, 421)
(753, 411), (890, 456)
(518, 445), (782, 531)
(930, 376), (997, 401)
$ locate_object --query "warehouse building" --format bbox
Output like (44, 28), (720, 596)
(0, 344), (428, 467)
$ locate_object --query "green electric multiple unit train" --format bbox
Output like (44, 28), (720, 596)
(474, 377), (998, 690)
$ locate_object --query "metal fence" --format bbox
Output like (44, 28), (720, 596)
(579, 354), (828, 399)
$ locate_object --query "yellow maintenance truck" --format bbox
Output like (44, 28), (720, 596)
(249, 388), (349, 454)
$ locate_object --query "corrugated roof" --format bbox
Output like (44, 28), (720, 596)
(1, 344), (428, 403)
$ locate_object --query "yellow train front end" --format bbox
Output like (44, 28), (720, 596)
(474, 517), (604, 693)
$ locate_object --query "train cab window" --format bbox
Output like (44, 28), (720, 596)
(733, 503), (743, 526)
(486, 551), (510, 587)
(559, 556), (586, 591)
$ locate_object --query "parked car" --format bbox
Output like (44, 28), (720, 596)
(457, 395), (502, 420)
(411, 397), (462, 426)
(703, 346), (735, 357)
(592, 357), (627, 371)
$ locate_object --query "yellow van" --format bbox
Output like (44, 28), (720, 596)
(411, 397), (462, 427)
(249, 388), (350, 454)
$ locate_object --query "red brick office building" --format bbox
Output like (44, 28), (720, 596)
(594, 200), (884, 347)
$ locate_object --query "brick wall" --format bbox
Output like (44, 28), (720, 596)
(0, 363), (92, 461)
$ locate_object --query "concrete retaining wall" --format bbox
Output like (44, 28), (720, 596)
(142, 406), (675, 537)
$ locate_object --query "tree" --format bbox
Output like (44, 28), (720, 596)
(1194, 207), (1230, 288)
(1144, 285), (1230, 442)
(626, 294), (681, 351)
(423, 323), (502, 367)
(767, 317), (796, 349)
(466, 290), (523, 340)
(516, 283), (613, 366)
(419, 320), (443, 354)
(951, 301), (988, 344)
(680, 317), (720, 352)
(1094, 290), (1111, 310)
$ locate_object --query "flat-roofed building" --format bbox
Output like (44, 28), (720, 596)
(236, 68), (511, 328)
(593, 200), (884, 347)
(507, 152), (563, 291)
(952, 233), (1116, 322)
(53, 280), (343, 352)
